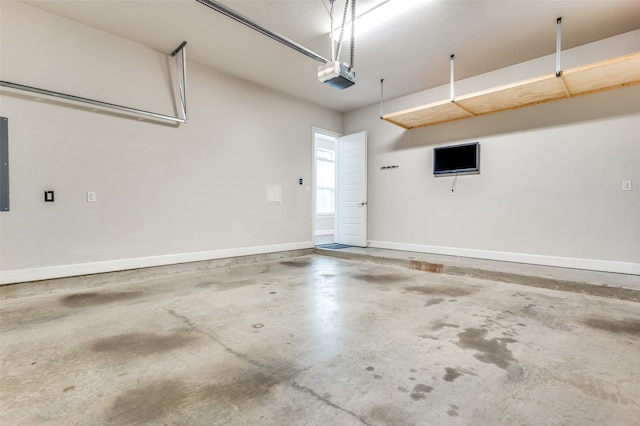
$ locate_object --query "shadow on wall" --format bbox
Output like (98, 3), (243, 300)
(390, 84), (640, 151)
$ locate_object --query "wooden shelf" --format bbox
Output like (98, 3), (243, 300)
(383, 51), (640, 129)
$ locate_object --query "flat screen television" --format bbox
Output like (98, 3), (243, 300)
(433, 142), (479, 175)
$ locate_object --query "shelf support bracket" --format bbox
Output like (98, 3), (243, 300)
(556, 17), (562, 77)
(0, 41), (189, 124)
(171, 41), (188, 121)
(379, 78), (385, 119)
(449, 54), (475, 117)
(450, 54), (455, 101)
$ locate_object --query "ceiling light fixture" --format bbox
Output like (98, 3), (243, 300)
(332, 0), (423, 41)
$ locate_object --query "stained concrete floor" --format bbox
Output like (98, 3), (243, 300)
(1, 254), (639, 425)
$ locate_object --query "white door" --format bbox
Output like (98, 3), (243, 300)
(337, 131), (367, 247)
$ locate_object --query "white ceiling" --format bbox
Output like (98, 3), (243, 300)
(19, 0), (640, 113)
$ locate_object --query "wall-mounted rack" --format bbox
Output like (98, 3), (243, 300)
(382, 51), (640, 130)
(0, 41), (189, 124)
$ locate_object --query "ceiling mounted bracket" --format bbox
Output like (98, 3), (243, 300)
(379, 78), (385, 119)
(450, 54), (455, 101)
(171, 41), (188, 121)
(0, 41), (189, 124)
(447, 54), (474, 118)
(556, 17), (562, 77)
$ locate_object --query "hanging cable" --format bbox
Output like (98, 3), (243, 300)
(451, 173), (458, 194)
(350, 0), (356, 69)
(335, 0), (350, 62)
(330, 0), (335, 62)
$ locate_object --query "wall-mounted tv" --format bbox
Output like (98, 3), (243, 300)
(433, 142), (479, 175)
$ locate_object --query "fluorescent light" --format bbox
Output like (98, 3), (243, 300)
(332, 0), (424, 41)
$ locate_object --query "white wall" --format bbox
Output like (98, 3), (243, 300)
(344, 30), (640, 274)
(0, 2), (342, 283)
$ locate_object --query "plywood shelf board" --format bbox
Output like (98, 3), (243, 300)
(455, 73), (568, 115)
(382, 51), (640, 130)
(383, 99), (471, 129)
(561, 52), (640, 94)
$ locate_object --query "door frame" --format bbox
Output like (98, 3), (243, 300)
(312, 127), (367, 247)
(312, 127), (341, 245)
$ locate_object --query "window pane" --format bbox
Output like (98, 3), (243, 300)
(316, 148), (335, 214)
(317, 149), (334, 161)
(317, 160), (334, 188)
(317, 188), (334, 214)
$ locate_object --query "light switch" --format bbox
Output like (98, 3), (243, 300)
(622, 180), (632, 191)
(44, 191), (54, 202)
(87, 191), (96, 203)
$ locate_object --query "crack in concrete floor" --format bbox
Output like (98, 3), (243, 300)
(166, 308), (374, 425)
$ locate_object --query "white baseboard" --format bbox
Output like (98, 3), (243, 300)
(0, 241), (315, 285)
(4, 240), (637, 284)
(314, 230), (334, 236)
(368, 241), (640, 275)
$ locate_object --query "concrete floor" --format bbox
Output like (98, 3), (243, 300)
(1, 253), (639, 425)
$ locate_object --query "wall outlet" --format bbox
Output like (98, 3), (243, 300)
(87, 191), (97, 203)
(44, 191), (54, 202)
(622, 180), (632, 191)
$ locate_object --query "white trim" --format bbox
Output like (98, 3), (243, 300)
(368, 240), (640, 275)
(0, 241), (314, 285)
(312, 127), (342, 140)
(314, 230), (334, 236)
